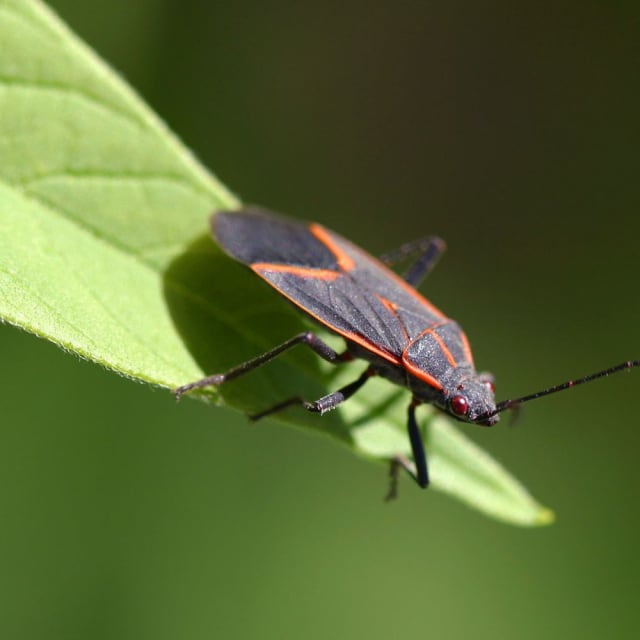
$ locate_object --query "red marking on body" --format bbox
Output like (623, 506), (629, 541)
(425, 328), (458, 368)
(401, 356), (444, 390)
(376, 295), (398, 312)
(459, 330), (474, 366)
(401, 325), (460, 390)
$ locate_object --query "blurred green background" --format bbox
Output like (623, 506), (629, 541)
(2, 1), (640, 638)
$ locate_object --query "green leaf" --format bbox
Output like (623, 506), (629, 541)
(0, 0), (553, 526)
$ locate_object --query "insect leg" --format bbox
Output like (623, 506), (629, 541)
(407, 400), (429, 487)
(174, 331), (349, 400)
(379, 236), (446, 288)
(249, 368), (373, 421)
(386, 399), (429, 498)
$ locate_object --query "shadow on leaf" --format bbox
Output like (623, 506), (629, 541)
(163, 232), (356, 445)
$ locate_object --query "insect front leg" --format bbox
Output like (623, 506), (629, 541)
(173, 331), (350, 400)
(385, 399), (429, 499)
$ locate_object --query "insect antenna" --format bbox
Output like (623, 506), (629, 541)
(478, 359), (640, 422)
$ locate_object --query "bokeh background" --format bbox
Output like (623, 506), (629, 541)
(2, 1), (640, 638)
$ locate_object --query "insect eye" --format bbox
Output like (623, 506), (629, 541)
(450, 395), (470, 417)
(484, 380), (495, 394)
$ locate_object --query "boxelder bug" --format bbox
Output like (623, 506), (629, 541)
(175, 208), (639, 494)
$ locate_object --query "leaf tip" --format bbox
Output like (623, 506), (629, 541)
(534, 506), (555, 526)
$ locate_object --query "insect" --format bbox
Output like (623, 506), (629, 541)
(175, 207), (640, 494)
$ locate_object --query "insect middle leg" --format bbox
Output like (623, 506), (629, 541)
(174, 331), (350, 400)
(379, 236), (446, 288)
(249, 367), (374, 421)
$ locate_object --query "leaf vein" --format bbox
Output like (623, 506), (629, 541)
(19, 169), (214, 201)
(0, 75), (150, 132)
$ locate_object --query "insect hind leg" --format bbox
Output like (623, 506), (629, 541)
(174, 331), (350, 400)
(249, 368), (373, 421)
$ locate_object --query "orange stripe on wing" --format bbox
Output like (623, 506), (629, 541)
(347, 239), (448, 320)
(376, 294), (411, 342)
(338, 330), (402, 365)
(386, 272), (447, 320)
(376, 295), (398, 312)
(309, 224), (356, 271)
(311, 223), (448, 322)
(251, 265), (402, 366)
(252, 263), (340, 281)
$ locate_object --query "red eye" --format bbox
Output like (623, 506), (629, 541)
(450, 395), (469, 417)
